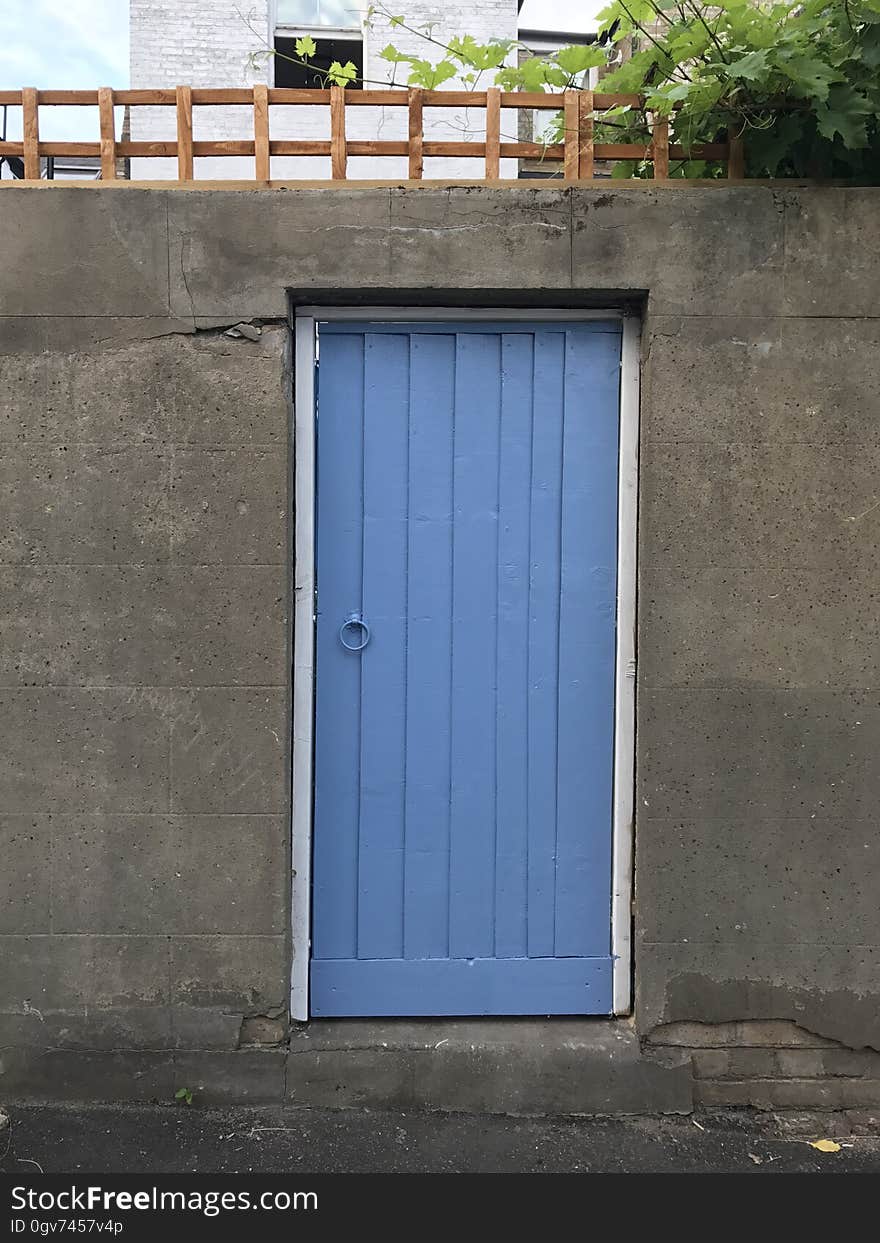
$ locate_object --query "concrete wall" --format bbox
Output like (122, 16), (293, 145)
(0, 183), (878, 1109)
(129, 0), (519, 180)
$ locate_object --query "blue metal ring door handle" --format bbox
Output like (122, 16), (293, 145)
(339, 612), (371, 652)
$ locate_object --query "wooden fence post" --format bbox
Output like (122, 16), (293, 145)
(408, 87), (423, 180)
(563, 89), (579, 181)
(176, 85), (193, 180)
(330, 85), (346, 180)
(254, 83), (270, 181)
(728, 133), (745, 179)
(652, 114), (669, 180)
(22, 88), (40, 180)
(578, 90), (594, 180)
(98, 87), (117, 180)
(485, 87), (501, 181)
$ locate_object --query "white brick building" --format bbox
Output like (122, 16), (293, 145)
(129, 1), (523, 179)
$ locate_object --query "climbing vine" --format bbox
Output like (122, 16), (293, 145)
(248, 0), (880, 179)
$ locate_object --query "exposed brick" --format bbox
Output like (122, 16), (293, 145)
(776, 1050), (826, 1079)
(648, 1021), (741, 1048)
(690, 1049), (730, 1079)
(761, 1079), (880, 1110)
(696, 1078), (880, 1111)
(726, 1048), (780, 1079)
(823, 1048), (880, 1078)
(649, 1020), (845, 1050)
(734, 1021), (841, 1050)
(694, 1080), (773, 1109)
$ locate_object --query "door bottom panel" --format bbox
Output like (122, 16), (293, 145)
(310, 957), (612, 1017)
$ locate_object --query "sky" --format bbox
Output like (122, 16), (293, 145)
(0, 1), (606, 141)
(519, 0), (604, 32)
(0, 0), (129, 140)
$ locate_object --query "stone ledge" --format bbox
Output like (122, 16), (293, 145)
(286, 1019), (693, 1116)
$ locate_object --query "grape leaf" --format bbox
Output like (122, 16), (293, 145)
(816, 84), (873, 148)
(554, 44), (607, 76)
(724, 49), (771, 81)
(327, 61), (358, 87)
(520, 56), (551, 91)
(406, 59), (458, 90)
(776, 54), (843, 102)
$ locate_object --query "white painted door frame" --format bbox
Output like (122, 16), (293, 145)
(290, 307), (640, 1021)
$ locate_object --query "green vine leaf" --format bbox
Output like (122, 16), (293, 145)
(858, 25), (880, 68)
(520, 57), (553, 91)
(776, 54), (843, 102)
(379, 42), (409, 63)
(816, 84), (873, 148)
(327, 60), (358, 87)
(448, 35), (512, 70)
(746, 112), (806, 175)
(553, 44), (607, 76)
(405, 58), (458, 89)
(723, 49), (771, 81)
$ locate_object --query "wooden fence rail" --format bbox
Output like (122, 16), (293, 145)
(0, 86), (741, 182)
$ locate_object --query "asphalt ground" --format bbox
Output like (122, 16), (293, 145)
(2, 1103), (879, 1174)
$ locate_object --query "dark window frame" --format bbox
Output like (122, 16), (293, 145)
(273, 32), (364, 89)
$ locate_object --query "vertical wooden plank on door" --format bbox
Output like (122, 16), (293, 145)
(554, 328), (620, 957)
(312, 331), (365, 961)
(449, 332), (502, 962)
(494, 333), (534, 959)
(527, 331), (565, 958)
(358, 333), (410, 959)
(404, 332), (455, 958)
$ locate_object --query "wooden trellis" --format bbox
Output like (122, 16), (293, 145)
(0, 86), (744, 182)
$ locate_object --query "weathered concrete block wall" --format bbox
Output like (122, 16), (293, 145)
(0, 295), (293, 1098)
(0, 183), (877, 1107)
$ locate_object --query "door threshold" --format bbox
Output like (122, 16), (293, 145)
(286, 1018), (692, 1116)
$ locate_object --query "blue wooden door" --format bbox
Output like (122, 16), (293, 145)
(311, 320), (622, 1017)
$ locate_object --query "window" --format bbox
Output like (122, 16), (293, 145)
(274, 0), (363, 88)
(276, 0), (361, 27)
(273, 34), (364, 88)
